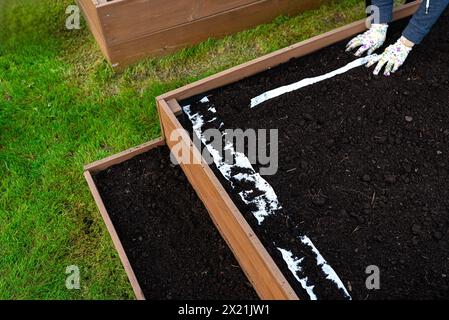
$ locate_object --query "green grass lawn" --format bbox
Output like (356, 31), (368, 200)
(0, 0), (373, 299)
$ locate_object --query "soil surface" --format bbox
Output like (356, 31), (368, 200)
(94, 146), (258, 300)
(180, 12), (449, 299)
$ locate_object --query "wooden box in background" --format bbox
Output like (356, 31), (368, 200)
(77, 0), (329, 70)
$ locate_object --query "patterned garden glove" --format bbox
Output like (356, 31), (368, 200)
(366, 37), (413, 76)
(346, 24), (388, 57)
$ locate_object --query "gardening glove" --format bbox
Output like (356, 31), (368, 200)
(346, 23), (388, 57)
(366, 36), (413, 76)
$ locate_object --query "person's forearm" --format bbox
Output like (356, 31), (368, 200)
(402, 0), (449, 44)
(371, 0), (394, 24)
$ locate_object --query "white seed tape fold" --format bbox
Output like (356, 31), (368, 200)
(277, 248), (318, 300)
(300, 236), (351, 299)
(250, 55), (380, 108)
(277, 236), (352, 300)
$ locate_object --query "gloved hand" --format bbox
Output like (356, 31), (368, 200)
(366, 37), (413, 76)
(346, 23), (388, 56)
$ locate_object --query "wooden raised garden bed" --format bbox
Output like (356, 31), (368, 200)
(154, 1), (447, 300)
(77, 0), (329, 70)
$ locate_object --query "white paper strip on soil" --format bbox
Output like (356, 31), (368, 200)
(250, 55), (380, 108)
(182, 96), (352, 300)
(278, 236), (351, 300)
(277, 248), (317, 300)
(300, 235), (351, 299)
(277, 239), (352, 300)
(183, 98), (282, 224)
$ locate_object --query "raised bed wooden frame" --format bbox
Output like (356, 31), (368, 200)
(84, 1), (419, 301)
(77, 0), (329, 70)
(155, 1), (420, 300)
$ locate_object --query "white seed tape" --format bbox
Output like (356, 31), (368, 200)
(183, 98), (282, 224)
(277, 248), (317, 300)
(299, 236), (351, 299)
(183, 96), (352, 300)
(250, 55), (380, 108)
(277, 235), (351, 300)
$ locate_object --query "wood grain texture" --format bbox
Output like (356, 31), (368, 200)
(157, 98), (298, 300)
(158, 1), (420, 101)
(108, 0), (329, 68)
(80, 0), (329, 69)
(97, 0), (260, 45)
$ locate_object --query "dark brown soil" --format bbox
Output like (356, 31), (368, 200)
(180, 12), (449, 300)
(94, 146), (258, 300)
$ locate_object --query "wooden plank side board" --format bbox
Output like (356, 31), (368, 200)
(84, 170), (146, 300)
(107, 0), (329, 68)
(79, 0), (329, 69)
(157, 98), (298, 300)
(97, 0), (262, 46)
(158, 1), (420, 101)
